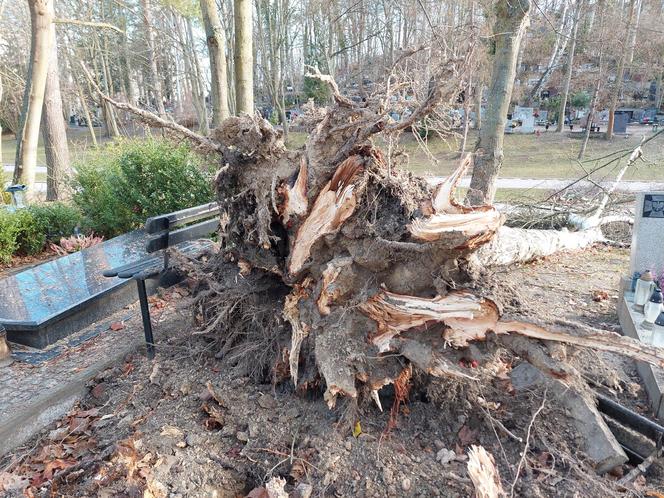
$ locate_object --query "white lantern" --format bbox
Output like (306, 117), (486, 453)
(642, 288), (663, 330)
(653, 312), (664, 347)
(634, 270), (655, 311)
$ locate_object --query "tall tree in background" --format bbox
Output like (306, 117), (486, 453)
(557, 0), (582, 132)
(41, 16), (69, 200)
(234, 0), (253, 115)
(468, 0), (531, 204)
(200, 0), (230, 126)
(578, 0), (607, 159)
(14, 0), (55, 194)
(141, 0), (166, 116)
(606, 0), (636, 139)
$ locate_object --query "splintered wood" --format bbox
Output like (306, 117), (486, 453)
(409, 156), (502, 247)
(467, 446), (505, 498)
(288, 155), (364, 276)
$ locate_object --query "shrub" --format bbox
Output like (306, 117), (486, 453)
(0, 211), (19, 263)
(72, 138), (214, 237)
(13, 209), (45, 255)
(29, 202), (83, 241)
(0, 202), (83, 261)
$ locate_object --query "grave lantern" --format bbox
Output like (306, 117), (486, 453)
(634, 270), (656, 312)
(630, 271), (641, 292)
(643, 288), (664, 329)
(5, 184), (27, 212)
(652, 312), (664, 347)
(0, 325), (12, 368)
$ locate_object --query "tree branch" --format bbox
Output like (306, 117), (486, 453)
(53, 18), (125, 34)
(79, 63), (223, 153)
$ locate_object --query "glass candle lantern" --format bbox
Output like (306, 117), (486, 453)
(643, 288), (664, 329)
(634, 270), (656, 312)
(652, 312), (664, 347)
(4, 184), (27, 212)
(0, 325), (13, 368)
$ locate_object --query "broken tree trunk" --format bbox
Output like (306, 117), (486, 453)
(101, 74), (662, 429)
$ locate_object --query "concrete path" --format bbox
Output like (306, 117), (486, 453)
(0, 305), (142, 456)
(4, 163), (663, 194)
(429, 177), (664, 192)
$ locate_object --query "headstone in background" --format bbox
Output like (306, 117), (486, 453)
(613, 112), (629, 134)
(512, 106), (535, 133)
(630, 191), (664, 276)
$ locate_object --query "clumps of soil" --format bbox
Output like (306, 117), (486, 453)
(5, 249), (664, 498)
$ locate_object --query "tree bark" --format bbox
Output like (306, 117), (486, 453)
(41, 19), (70, 201)
(234, 0), (254, 115)
(186, 16), (210, 135)
(468, 0), (530, 205)
(200, 0), (230, 126)
(556, 0), (582, 132)
(606, 0), (636, 140)
(473, 83), (482, 130)
(141, 0), (166, 116)
(578, 0), (606, 159)
(14, 0), (55, 195)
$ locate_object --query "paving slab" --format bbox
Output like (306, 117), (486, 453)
(0, 304), (147, 456)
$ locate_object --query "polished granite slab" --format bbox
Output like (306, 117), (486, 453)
(0, 230), (150, 348)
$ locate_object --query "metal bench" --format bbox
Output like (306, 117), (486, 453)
(103, 202), (219, 358)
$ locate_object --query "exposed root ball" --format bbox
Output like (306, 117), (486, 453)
(183, 101), (662, 424)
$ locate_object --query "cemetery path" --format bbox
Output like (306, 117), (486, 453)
(4, 165), (662, 193)
(1, 247), (659, 497)
(430, 177), (664, 192)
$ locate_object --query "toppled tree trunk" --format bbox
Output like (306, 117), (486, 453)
(100, 71), (662, 439)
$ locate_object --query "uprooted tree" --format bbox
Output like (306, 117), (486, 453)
(95, 58), (664, 427)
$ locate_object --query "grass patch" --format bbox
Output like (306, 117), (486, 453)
(286, 129), (664, 182)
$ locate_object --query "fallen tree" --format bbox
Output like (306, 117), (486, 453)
(96, 67), (662, 467)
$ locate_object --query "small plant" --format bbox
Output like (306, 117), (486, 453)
(49, 233), (105, 256)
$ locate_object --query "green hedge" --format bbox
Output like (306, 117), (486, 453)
(71, 138), (214, 237)
(0, 202), (83, 263)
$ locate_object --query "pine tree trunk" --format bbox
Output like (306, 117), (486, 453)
(234, 0), (254, 115)
(41, 20), (70, 201)
(200, 0), (230, 126)
(14, 0), (55, 195)
(468, 0), (530, 204)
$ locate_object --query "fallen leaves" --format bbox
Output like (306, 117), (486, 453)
(592, 289), (609, 302)
(352, 421), (362, 438)
(109, 321), (126, 331)
(0, 405), (102, 492)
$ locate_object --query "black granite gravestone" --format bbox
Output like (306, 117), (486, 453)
(0, 230), (152, 348)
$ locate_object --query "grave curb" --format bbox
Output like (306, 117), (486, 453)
(618, 277), (664, 420)
(0, 335), (142, 457)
